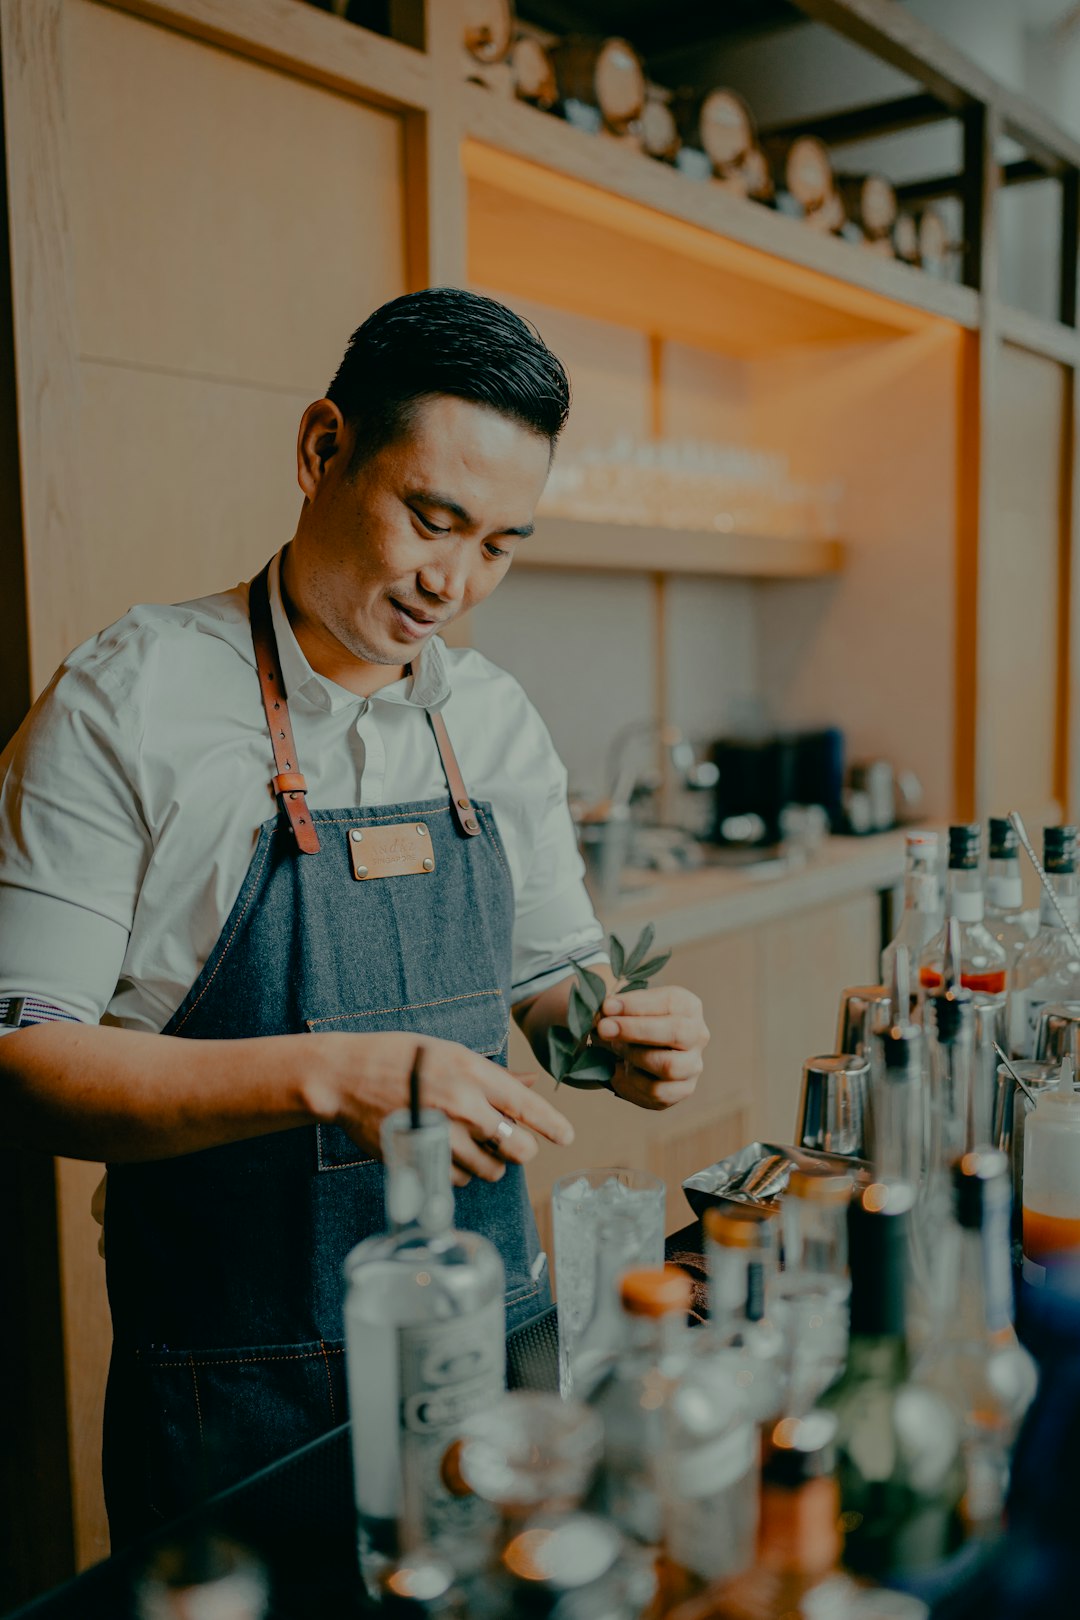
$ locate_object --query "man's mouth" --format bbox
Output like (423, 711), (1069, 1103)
(390, 599), (444, 639)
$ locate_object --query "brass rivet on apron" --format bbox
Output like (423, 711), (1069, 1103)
(465, 817), (479, 833)
(423, 857), (434, 871)
(350, 830), (363, 843)
(457, 798), (469, 809)
(416, 825), (427, 836)
(356, 864), (368, 877)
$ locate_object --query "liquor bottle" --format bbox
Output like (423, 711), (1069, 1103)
(817, 1181), (965, 1582)
(1022, 1080), (1080, 1282)
(470, 1513), (653, 1620)
(1008, 825), (1080, 1058)
(703, 1205), (785, 1425)
(770, 1167), (852, 1415)
(133, 1538), (270, 1620)
(344, 1103), (506, 1596)
(916, 1150), (1037, 1536)
(985, 818), (1037, 981)
(881, 830), (942, 995)
(926, 921), (979, 1172)
(919, 824), (1006, 997)
(587, 1266), (693, 1549)
(661, 1411), (930, 1620)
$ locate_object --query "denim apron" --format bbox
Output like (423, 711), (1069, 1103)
(101, 561), (550, 1544)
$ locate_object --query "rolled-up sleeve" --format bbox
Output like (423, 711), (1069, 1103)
(0, 644), (150, 1026)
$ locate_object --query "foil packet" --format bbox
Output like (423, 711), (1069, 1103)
(683, 1140), (871, 1218)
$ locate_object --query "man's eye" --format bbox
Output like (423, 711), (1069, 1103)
(413, 510), (450, 536)
(485, 543), (509, 560)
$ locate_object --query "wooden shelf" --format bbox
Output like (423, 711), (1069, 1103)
(516, 516), (845, 578)
(463, 90), (980, 352)
(997, 305), (1080, 367)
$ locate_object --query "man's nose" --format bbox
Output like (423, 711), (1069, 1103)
(418, 548), (470, 605)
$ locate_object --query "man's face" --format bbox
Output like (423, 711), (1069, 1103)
(293, 394), (551, 670)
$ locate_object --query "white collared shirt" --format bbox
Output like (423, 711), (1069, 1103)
(0, 550), (605, 1033)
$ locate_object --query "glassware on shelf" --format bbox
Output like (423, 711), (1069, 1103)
(552, 1167), (665, 1397)
(1009, 825), (1080, 1058)
(918, 824), (1007, 998)
(915, 1150), (1037, 1536)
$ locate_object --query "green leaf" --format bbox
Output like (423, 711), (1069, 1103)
(547, 1025), (577, 1082)
(568, 1048), (617, 1084)
(608, 933), (625, 978)
(558, 1073), (614, 1091)
(572, 960), (606, 1014)
(623, 923), (655, 977)
(567, 985), (592, 1040)
(619, 978), (649, 994)
(631, 952), (671, 981)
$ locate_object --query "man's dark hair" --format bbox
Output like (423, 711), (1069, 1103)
(326, 287), (571, 472)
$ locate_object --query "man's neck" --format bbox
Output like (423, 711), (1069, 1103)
(279, 547), (407, 698)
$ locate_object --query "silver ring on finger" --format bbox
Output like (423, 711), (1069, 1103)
(483, 1116), (515, 1154)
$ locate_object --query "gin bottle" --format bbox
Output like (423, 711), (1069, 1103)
(985, 818), (1037, 981)
(916, 1150), (1037, 1535)
(344, 1107), (505, 1596)
(770, 1166), (852, 1414)
(919, 824), (1006, 998)
(1009, 825), (1080, 1057)
(703, 1204), (785, 1425)
(881, 830), (942, 996)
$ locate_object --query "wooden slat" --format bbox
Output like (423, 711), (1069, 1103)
(462, 93), (980, 335)
(100, 0), (431, 111)
(997, 306), (1080, 369)
(517, 518), (845, 579)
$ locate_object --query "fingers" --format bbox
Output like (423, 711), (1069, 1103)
(612, 1071), (699, 1111)
(597, 1014), (701, 1050)
(607, 1045), (704, 1084)
(482, 1068), (575, 1148)
(448, 1121), (507, 1184)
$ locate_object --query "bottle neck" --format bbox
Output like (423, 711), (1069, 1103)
(758, 1476), (841, 1578)
(987, 855), (1023, 912)
(946, 867), (984, 923)
(1039, 869), (1079, 928)
(942, 1186), (1014, 1340)
(904, 861), (940, 916)
(382, 1113), (455, 1236)
(623, 1308), (685, 1365)
(871, 1054), (925, 1185)
(781, 1198), (847, 1279)
(928, 1005), (977, 1167)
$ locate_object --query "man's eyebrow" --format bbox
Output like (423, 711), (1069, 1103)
(408, 489), (534, 539)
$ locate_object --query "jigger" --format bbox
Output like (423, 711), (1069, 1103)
(835, 985), (891, 1058)
(796, 1053), (871, 1157)
(1033, 1003), (1080, 1067)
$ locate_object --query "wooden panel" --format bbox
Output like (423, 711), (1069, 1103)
(517, 517), (844, 578)
(55, 1160), (110, 1571)
(66, 0), (406, 390)
(980, 343), (1068, 821)
(754, 893), (880, 1145)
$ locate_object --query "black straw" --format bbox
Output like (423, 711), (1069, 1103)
(409, 1052), (422, 1130)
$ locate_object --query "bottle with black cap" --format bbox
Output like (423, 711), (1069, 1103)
(343, 1060), (506, 1597)
(915, 1150), (1037, 1537)
(985, 817), (1037, 975)
(817, 1181), (964, 1582)
(661, 1411), (929, 1619)
(918, 824), (1006, 998)
(1009, 824), (1080, 1057)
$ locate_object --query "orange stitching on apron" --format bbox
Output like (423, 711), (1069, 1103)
(474, 803), (511, 884)
(297, 807), (452, 827)
(319, 1339), (337, 1424)
(188, 1353), (204, 1450)
(172, 830), (274, 1033)
(181, 1347), (345, 1368)
(306, 988), (503, 1028)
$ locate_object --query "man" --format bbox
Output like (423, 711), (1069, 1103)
(0, 289), (709, 1543)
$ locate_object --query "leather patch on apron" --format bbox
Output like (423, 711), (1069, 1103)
(348, 822), (437, 881)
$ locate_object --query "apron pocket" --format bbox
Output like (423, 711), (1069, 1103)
(136, 1338), (345, 1522)
(306, 990), (509, 1171)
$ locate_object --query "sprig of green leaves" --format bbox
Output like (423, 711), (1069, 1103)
(547, 924), (670, 1090)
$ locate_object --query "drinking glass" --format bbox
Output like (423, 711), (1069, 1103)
(552, 1167), (665, 1396)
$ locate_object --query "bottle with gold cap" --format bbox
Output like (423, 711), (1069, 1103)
(817, 1181), (965, 1581)
(770, 1165), (852, 1414)
(587, 1265), (693, 1551)
(660, 1411), (929, 1620)
(702, 1204), (785, 1425)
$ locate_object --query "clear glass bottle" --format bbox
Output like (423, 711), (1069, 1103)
(587, 1265), (693, 1550)
(1022, 1082), (1080, 1280)
(661, 1412), (929, 1620)
(919, 824), (1007, 998)
(470, 1513), (653, 1620)
(985, 817), (1038, 982)
(344, 1108), (506, 1596)
(916, 1150), (1037, 1537)
(770, 1167), (852, 1415)
(817, 1181), (965, 1583)
(882, 830), (942, 997)
(1009, 825), (1080, 1058)
(703, 1205), (785, 1426)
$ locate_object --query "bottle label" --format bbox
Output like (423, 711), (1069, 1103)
(948, 892), (983, 923)
(665, 1423), (757, 1576)
(399, 1297), (505, 1547)
(911, 873), (940, 914)
(987, 878), (1023, 911)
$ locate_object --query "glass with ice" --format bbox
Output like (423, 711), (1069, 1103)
(552, 1167), (665, 1396)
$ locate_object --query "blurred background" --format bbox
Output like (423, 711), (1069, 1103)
(4, 0), (1080, 1596)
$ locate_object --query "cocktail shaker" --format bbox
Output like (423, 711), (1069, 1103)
(795, 1054), (870, 1157)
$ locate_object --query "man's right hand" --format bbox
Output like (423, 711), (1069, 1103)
(303, 1031), (575, 1187)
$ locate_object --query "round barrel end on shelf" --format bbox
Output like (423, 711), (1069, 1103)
(553, 35), (646, 135)
(464, 0), (514, 65)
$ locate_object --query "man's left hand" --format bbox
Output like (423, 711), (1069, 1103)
(594, 985), (709, 1111)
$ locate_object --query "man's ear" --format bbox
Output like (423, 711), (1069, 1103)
(297, 398), (348, 500)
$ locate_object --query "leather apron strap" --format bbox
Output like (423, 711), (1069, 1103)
(248, 561), (481, 846)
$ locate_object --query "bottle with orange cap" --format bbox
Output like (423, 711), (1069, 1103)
(770, 1164), (853, 1415)
(587, 1265), (694, 1552)
(701, 1203), (785, 1426)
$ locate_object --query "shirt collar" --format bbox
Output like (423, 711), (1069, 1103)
(266, 548), (451, 715)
